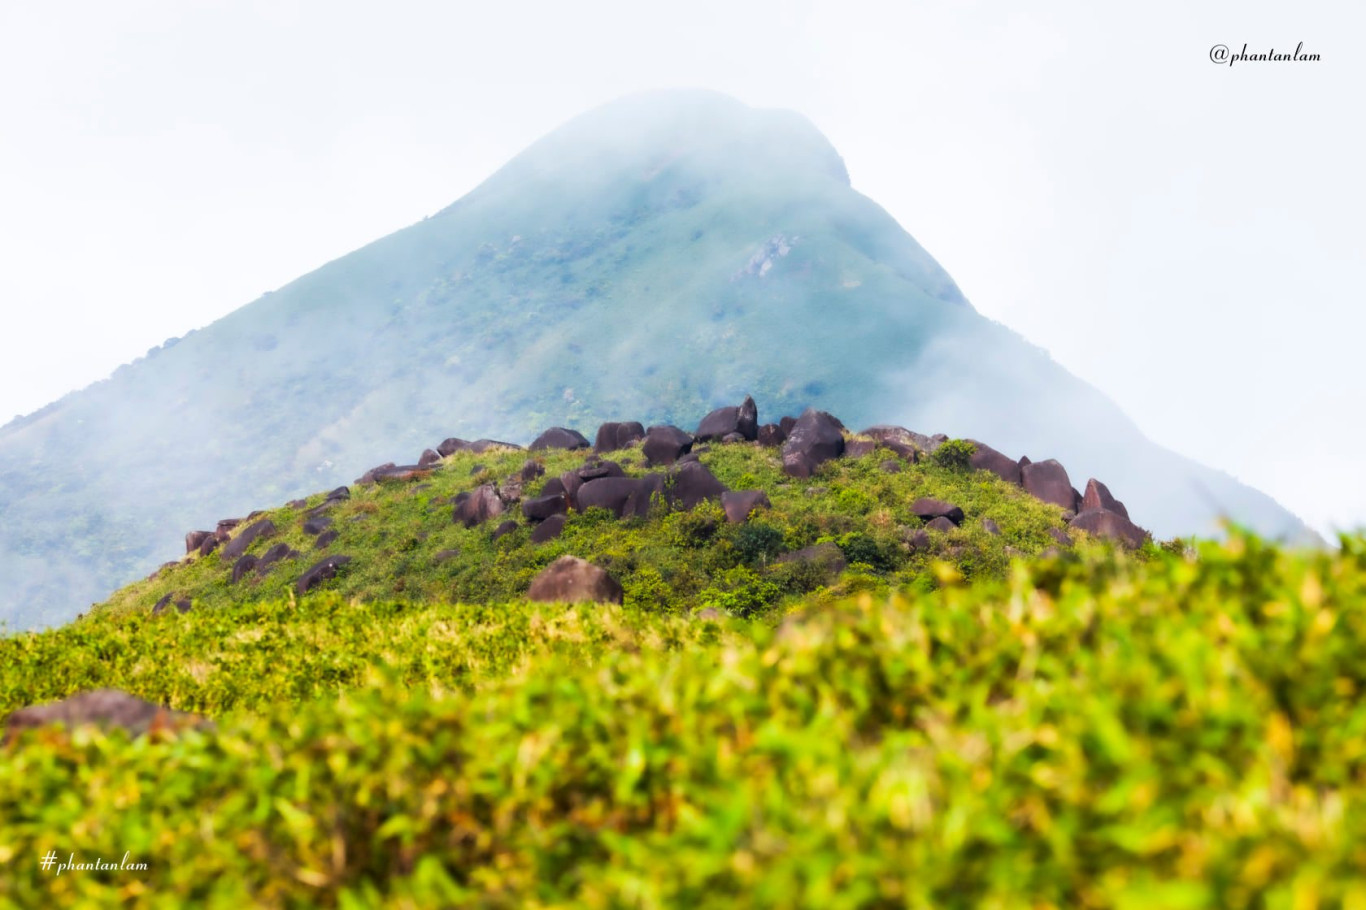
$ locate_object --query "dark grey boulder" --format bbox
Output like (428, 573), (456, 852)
(558, 471), (585, 509)
(756, 424), (787, 447)
(296, 555), (352, 596)
(453, 485), (505, 528)
(356, 462), (397, 484)
(1021, 459), (1078, 511)
(185, 531), (213, 554)
(522, 492), (570, 523)
(965, 440), (1022, 486)
(520, 460), (546, 482)
(198, 535), (220, 557)
(594, 421), (646, 453)
(314, 529), (340, 550)
(721, 490), (772, 523)
(576, 460), (625, 481)
(437, 438), (470, 457)
(221, 519), (277, 561)
(467, 439), (523, 453)
(642, 425), (694, 466)
(906, 529), (932, 551)
(230, 555), (259, 583)
(982, 518), (1001, 536)
(925, 516), (958, 533)
(4, 689), (209, 742)
(418, 448), (442, 467)
(1081, 479), (1130, 519)
(911, 498), (965, 526)
(695, 395), (759, 442)
(779, 415), (797, 435)
(151, 593), (191, 616)
(491, 520), (519, 540)
(1070, 510), (1150, 548)
(578, 475), (663, 519)
(668, 461), (728, 510)
(302, 515), (332, 535)
(527, 555), (622, 604)
(529, 427), (591, 451)
(879, 459), (901, 474)
(781, 409), (845, 477)
(859, 425), (930, 461)
(216, 518), (242, 535)
(1047, 528), (1073, 547)
(844, 439), (877, 458)
(530, 514), (567, 544)
(326, 486), (351, 501)
(373, 465), (430, 483)
(777, 541), (847, 579)
(255, 542), (294, 574)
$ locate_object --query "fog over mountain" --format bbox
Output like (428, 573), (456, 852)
(0, 91), (1316, 630)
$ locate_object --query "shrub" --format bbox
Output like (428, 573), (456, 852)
(929, 438), (976, 470)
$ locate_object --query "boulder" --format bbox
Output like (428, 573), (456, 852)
(721, 490), (772, 523)
(468, 439), (522, 453)
(326, 486), (351, 501)
(295, 555), (352, 596)
(529, 427), (591, 451)
(151, 593), (191, 616)
(522, 492), (569, 523)
(558, 471), (585, 509)
(721, 432), (746, 444)
(356, 462), (397, 484)
(668, 461), (728, 510)
(418, 448), (442, 467)
(185, 531), (213, 554)
(530, 514), (567, 544)
(314, 529), (340, 550)
(216, 518), (242, 536)
(453, 485), (505, 528)
(520, 460), (546, 482)
(527, 555), (623, 604)
(198, 535), (221, 557)
(905, 529), (932, 551)
(302, 515), (332, 535)
(575, 460), (625, 481)
(782, 452), (816, 478)
(779, 416), (797, 435)
(756, 424), (787, 447)
(1070, 510), (1150, 548)
(911, 498), (965, 526)
(844, 439), (877, 458)
(642, 425), (694, 466)
(879, 460), (901, 474)
(695, 396), (759, 442)
(491, 520), (519, 540)
(965, 440), (1022, 486)
(577, 475), (664, 519)
(594, 421), (646, 453)
(4, 689), (209, 742)
(255, 542), (294, 574)
(434, 549), (461, 562)
(221, 519), (277, 561)
(781, 409), (845, 477)
(437, 437), (470, 457)
(1021, 459), (1078, 511)
(230, 555), (259, 583)
(1047, 528), (1073, 547)
(982, 518), (1001, 536)
(859, 425), (931, 461)
(373, 465), (430, 483)
(776, 542), (847, 579)
(925, 516), (958, 533)
(1081, 478), (1130, 519)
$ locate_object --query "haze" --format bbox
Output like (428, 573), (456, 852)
(1, 0), (1362, 538)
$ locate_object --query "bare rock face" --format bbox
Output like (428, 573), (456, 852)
(594, 421), (646, 453)
(965, 440), (1022, 486)
(1021, 459), (1078, 511)
(642, 425), (694, 466)
(911, 498), (964, 526)
(4, 689), (209, 743)
(782, 409), (845, 477)
(1070, 509), (1150, 548)
(1081, 478), (1129, 519)
(529, 427), (591, 451)
(721, 490), (772, 523)
(526, 555), (623, 604)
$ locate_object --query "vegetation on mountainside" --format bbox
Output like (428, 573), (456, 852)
(2, 531), (1364, 907)
(95, 437), (1088, 622)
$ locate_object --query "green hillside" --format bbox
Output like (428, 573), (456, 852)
(0, 90), (1316, 631)
(3, 518), (1363, 905)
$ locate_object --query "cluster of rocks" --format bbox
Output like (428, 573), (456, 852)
(161, 394), (1150, 613)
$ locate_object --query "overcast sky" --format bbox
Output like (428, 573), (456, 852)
(1, 0), (1361, 537)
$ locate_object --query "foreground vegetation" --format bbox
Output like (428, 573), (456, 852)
(3, 529), (1365, 907)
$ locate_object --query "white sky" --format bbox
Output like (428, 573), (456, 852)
(1, 1), (1362, 537)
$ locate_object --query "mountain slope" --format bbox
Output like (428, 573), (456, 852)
(0, 90), (1313, 629)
